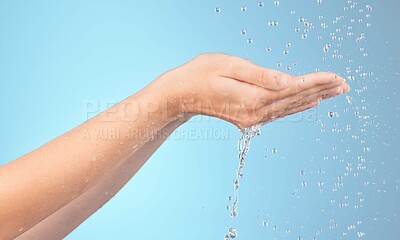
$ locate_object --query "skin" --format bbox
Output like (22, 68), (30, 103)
(0, 53), (349, 240)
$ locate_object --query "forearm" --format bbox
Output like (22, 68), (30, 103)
(0, 73), (185, 239)
(0, 53), (349, 240)
(15, 114), (190, 240)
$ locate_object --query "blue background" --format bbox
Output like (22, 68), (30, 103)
(1, 0), (399, 239)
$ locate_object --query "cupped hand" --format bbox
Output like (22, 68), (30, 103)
(165, 53), (349, 130)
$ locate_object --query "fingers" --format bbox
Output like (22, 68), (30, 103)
(342, 82), (350, 93)
(257, 82), (349, 123)
(278, 85), (343, 118)
(261, 71), (345, 103)
(285, 83), (348, 116)
(218, 57), (291, 91)
(273, 81), (349, 110)
(284, 85), (343, 112)
(263, 100), (321, 124)
(217, 54), (345, 99)
(285, 99), (321, 117)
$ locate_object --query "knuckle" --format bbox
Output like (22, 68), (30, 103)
(322, 72), (337, 80)
(327, 72), (337, 79)
(224, 60), (244, 76)
(195, 53), (239, 73)
(192, 53), (212, 61)
(193, 52), (226, 61)
(224, 56), (249, 72)
(256, 69), (270, 85)
(230, 55), (246, 63)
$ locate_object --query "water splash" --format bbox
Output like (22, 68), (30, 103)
(231, 124), (261, 218)
(224, 228), (237, 240)
(215, 0), (378, 238)
(224, 125), (261, 239)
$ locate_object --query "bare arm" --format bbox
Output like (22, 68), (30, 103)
(0, 53), (349, 239)
(15, 115), (191, 240)
(0, 73), (185, 239)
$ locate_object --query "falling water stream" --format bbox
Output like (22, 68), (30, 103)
(224, 125), (261, 240)
(216, 0), (378, 239)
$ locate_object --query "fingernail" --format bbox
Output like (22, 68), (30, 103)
(345, 84), (351, 93)
(334, 74), (345, 83)
(337, 86), (343, 94)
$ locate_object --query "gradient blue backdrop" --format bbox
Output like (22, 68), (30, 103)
(1, 0), (399, 239)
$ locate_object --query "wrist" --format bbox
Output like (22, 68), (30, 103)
(154, 69), (199, 119)
(135, 71), (195, 124)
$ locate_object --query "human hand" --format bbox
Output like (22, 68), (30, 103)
(163, 53), (349, 130)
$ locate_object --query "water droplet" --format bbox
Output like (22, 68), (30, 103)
(323, 43), (331, 52)
(228, 228), (237, 239)
(347, 75), (355, 81)
(262, 219), (269, 226)
(299, 17), (307, 23)
(363, 147), (371, 152)
(357, 231), (366, 237)
(268, 21), (279, 27)
(230, 210), (238, 217)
